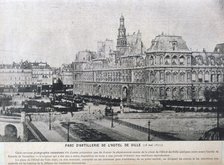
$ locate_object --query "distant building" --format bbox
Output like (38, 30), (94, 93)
(60, 64), (73, 87)
(0, 65), (32, 87)
(214, 43), (224, 54)
(0, 61), (53, 92)
(97, 39), (114, 59)
(30, 62), (52, 86)
(73, 16), (224, 105)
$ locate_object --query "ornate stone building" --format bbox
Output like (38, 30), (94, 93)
(73, 16), (224, 105)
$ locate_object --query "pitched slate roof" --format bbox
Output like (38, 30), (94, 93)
(147, 33), (189, 52)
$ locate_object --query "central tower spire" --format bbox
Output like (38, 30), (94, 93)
(117, 15), (127, 54)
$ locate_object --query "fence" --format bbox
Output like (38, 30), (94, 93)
(105, 117), (182, 140)
(25, 120), (47, 142)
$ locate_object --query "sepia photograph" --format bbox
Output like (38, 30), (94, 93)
(0, 0), (224, 142)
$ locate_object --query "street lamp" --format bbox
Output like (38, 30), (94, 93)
(111, 105), (114, 128)
(148, 121), (151, 141)
(48, 108), (52, 130)
(64, 117), (71, 142)
(109, 88), (114, 128)
(120, 98), (124, 113)
(67, 122), (70, 142)
(216, 85), (223, 140)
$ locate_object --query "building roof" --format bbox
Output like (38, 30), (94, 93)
(123, 30), (145, 56)
(147, 33), (189, 52)
(214, 43), (224, 54)
(192, 51), (224, 66)
(75, 50), (97, 62)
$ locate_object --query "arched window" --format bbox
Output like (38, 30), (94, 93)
(149, 56), (154, 65)
(160, 72), (164, 81)
(197, 56), (203, 65)
(180, 87), (185, 100)
(205, 71), (209, 82)
(192, 72), (197, 82)
(172, 88), (178, 99)
(150, 71), (155, 83)
(5, 124), (17, 138)
(160, 56), (163, 65)
(180, 56), (185, 65)
(211, 72), (216, 82)
(166, 72), (171, 82)
(164, 55), (171, 65)
(198, 71), (203, 82)
(210, 57), (215, 65)
(180, 72), (185, 82)
(159, 87), (164, 98)
(165, 88), (171, 99)
(173, 72), (178, 82)
(150, 88), (154, 100)
(171, 41), (177, 50)
(198, 87), (204, 100)
(217, 73), (222, 82)
(172, 56), (178, 65)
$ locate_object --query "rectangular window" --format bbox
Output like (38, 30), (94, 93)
(198, 74), (203, 82)
(192, 73), (196, 82)
(205, 74), (209, 82)
(187, 72), (191, 80)
(211, 74), (215, 82)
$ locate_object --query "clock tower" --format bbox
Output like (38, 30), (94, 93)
(117, 15), (127, 54)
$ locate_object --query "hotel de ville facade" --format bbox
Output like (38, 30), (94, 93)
(73, 16), (224, 106)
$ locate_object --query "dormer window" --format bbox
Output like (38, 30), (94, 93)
(170, 41), (177, 51)
(210, 58), (215, 65)
(215, 48), (220, 53)
(197, 56), (203, 65)
(151, 40), (156, 46)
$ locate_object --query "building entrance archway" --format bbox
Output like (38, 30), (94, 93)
(122, 86), (129, 102)
(5, 124), (17, 138)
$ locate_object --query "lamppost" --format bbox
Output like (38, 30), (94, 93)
(148, 121), (151, 141)
(216, 85), (222, 140)
(111, 105), (114, 128)
(191, 67), (195, 108)
(67, 122), (70, 142)
(120, 98), (124, 113)
(64, 116), (70, 142)
(48, 108), (52, 130)
(217, 105), (220, 128)
(110, 88), (114, 128)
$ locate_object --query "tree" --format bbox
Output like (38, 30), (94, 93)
(204, 83), (224, 139)
(216, 83), (224, 103)
(57, 78), (63, 90)
(52, 78), (64, 92)
(204, 88), (211, 102)
(204, 87), (218, 102)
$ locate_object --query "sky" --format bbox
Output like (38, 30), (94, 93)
(0, 0), (223, 67)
